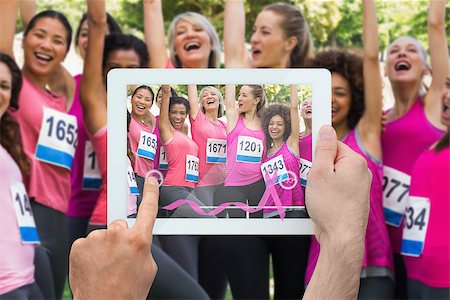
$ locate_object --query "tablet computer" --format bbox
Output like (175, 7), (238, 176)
(107, 69), (331, 234)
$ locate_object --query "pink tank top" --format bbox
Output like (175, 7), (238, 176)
(163, 129), (199, 189)
(382, 98), (445, 253)
(190, 110), (227, 187)
(305, 128), (393, 284)
(128, 114), (155, 177)
(127, 157), (138, 217)
(0, 145), (35, 294)
(10, 76), (70, 213)
(88, 127), (107, 226)
(403, 146), (450, 288)
(224, 117), (266, 186)
(263, 142), (304, 217)
(299, 133), (312, 187)
(66, 74), (99, 218)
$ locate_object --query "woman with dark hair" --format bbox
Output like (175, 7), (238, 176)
(380, 2), (448, 297)
(401, 76), (449, 298)
(224, 0), (312, 68)
(0, 1), (77, 298)
(305, 2), (394, 298)
(0, 52), (44, 299)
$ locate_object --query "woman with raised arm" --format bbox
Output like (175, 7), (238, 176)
(224, 0), (311, 68)
(299, 98), (313, 188)
(380, 1), (448, 298)
(305, 1), (394, 298)
(0, 1), (77, 297)
(401, 76), (449, 299)
(260, 85), (310, 298)
(144, 0), (221, 68)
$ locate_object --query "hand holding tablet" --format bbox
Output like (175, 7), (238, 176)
(69, 177), (159, 299)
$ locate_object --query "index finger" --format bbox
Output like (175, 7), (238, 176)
(133, 176), (159, 239)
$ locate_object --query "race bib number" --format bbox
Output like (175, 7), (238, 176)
(82, 141), (101, 190)
(299, 158), (312, 187)
(236, 136), (263, 163)
(261, 155), (288, 186)
(401, 196), (430, 257)
(10, 182), (40, 244)
(127, 166), (139, 195)
(159, 146), (168, 170)
(206, 138), (226, 164)
(185, 155), (199, 183)
(137, 131), (157, 160)
(35, 107), (78, 170)
(382, 166), (411, 227)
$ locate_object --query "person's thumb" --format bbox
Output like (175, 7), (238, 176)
(312, 125), (337, 174)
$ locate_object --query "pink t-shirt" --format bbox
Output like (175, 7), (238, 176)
(88, 127), (107, 226)
(190, 110), (227, 187)
(263, 142), (304, 217)
(153, 116), (167, 178)
(382, 98), (445, 253)
(67, 74), (100, 218)
(299, 133), (312, 187)
(403, 146), (450, 288)
(163, 129), (199, 189)
(224, 117), (266, 186)
(127, 157), (138, 217)
(0, 145), (35, 294)
(128, 114), (155, 178)
(10, 76), (71, 213)
(306, 128), (393, 284)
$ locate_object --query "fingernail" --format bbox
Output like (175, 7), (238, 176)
(319, 125), (334, 140)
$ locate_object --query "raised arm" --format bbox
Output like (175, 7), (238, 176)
(225, 84), (238, 133)
(187, 84), (200, 119)
(143, 0), (169, 68)
(357, 0), (382, 161)
(19, 0), (36, 28)
(79, 0), (107, 135)
(0, 0), (18, 57)
(158, 84), (174, 144)
(425, 0), (449, 106)
(224, 0), (248, 68)
(287, 85), (300, 155)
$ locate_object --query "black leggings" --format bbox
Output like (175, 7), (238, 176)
(31, 201), (68, 300)
(1, 283), (44, 300)
(266, 235), (311, 299)
(393, 253), (408, 299)
(214, 179), (266, 218)
(358, 276), (394, 299)
(407, 279), (450, 300)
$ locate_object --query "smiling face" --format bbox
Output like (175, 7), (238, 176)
(76, 19), (89, 60)
(103, 49), (141, 77)
(250, 10), (295, 68)
(173, 19), (212, 68)
(237, 85), (259, 114)
(131, 88), (153, 118)
(331, 73), (352, 129)
(169, 103), (187, 130)
(301, 99), (312, 120)
(268, 114), (286, 141)
(442, 76), (450, 127)
(22, 17), (69, 77)
(0, 62), (12, 119)
(385, 36), (428, 84)
(201, 88), (220, 114)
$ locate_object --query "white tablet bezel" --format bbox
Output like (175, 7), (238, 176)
(107, 68), (331, 235)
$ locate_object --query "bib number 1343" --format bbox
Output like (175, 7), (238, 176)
(35, 107), (78, 170)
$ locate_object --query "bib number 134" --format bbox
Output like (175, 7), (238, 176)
(401, 196), (430, 257)
(10, 182), (40, 244)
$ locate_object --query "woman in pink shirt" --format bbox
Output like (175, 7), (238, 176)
(306, 2), (394, 298)
(401, 77), (450, 298)
(0, 2), (77, 298)
(380, 2), (448, 297)
(0, 52), (44, 299)
(299, 98), (312, 189)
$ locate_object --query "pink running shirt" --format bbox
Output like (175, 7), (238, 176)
(67, 74), (100, 218)
(190, 110), (227, 187)
(403, 146), (450, 288)
(305, 128), (393, 284)
(0, 146), (35, 294)
(163, 129), (199, 189)
(88, 127), (107, 226)
(299, 133), (312, 187)
(382, 98), (445, 253)
(224, 117), (266, 186)
(10, 76), (70, 213)
(128, 114), (155, 177)
(263, 142), (304, 217)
